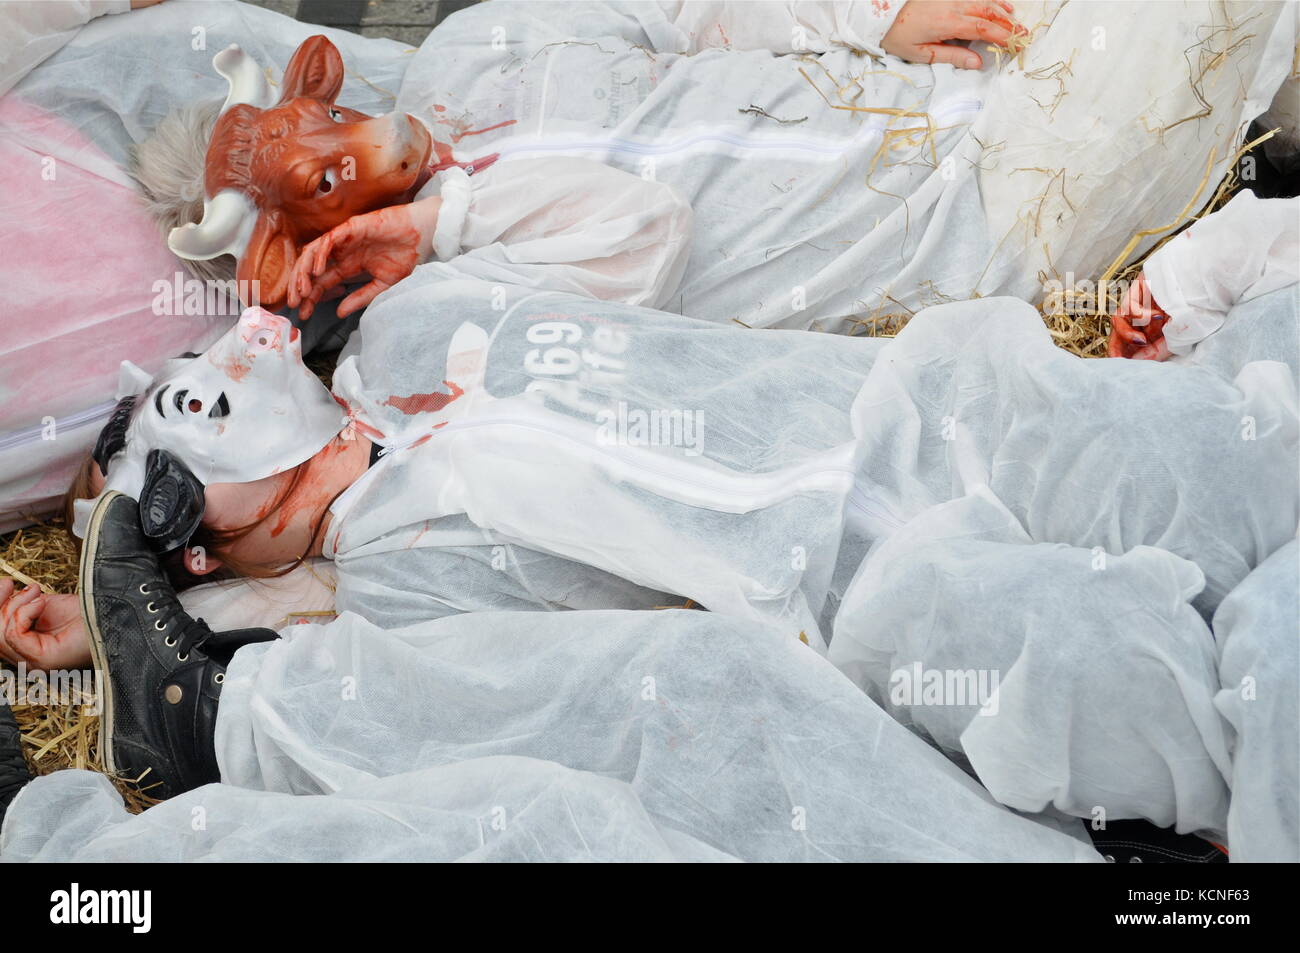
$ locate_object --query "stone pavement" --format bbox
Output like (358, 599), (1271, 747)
(242, 0), (480, 46)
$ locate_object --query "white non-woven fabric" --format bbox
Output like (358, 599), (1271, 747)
(1177, 284), (1300, 384)
(8, 0), (414, 172)
(1143, 192), (1299, 356)
(415, 155), (694, 309)
(830, 487), (1233, 834)
(1, 609), (1100, 862)
(1213, 539), (1300, 862)
(847, 295), (1299, 615)
(328, 272), (887, 646)
(0, 0), (129, 98)
(398, 0), (1297, 330)
(0, 758), (735, 863)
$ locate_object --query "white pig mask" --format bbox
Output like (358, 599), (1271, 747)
(73, 307), (346, 551)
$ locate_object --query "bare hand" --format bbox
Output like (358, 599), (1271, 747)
(1108, 273), (1171, 361)
(0, 580), (90, 671)
(287, 198), (439, 320)
(882, 1), (1022, 70)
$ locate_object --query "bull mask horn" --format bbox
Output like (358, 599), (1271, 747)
(167, 189), (256, 260)
(213, 43), (273, 114)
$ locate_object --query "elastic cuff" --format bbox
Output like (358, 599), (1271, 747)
(433, 167), (472, 262)
(1143, 254), (1199, 356)
(856, 2), (903, 56)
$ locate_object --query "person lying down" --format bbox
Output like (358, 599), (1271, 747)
(1, 191), (1296, 859)
(147, 1), (1298, 331)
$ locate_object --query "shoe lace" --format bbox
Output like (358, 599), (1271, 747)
(140, 582), (214, 661)
(174, 616), (215, 660)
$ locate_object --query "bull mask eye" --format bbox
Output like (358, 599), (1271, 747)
(316, 167), (338, 196)
(187, 398), (203, 414)
(329, 107), (344, 122)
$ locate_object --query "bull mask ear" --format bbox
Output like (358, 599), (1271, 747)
(278, 35), (345, 105)
(140, 450), (206, 553)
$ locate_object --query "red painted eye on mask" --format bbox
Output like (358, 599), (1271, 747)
(188, 398), (203, 414)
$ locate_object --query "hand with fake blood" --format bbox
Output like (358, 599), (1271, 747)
(287, 195), (443, 320)
(1108, 273), (1171, 361)
(882, 1), (1023, 70)
(0, 579), (90, 671)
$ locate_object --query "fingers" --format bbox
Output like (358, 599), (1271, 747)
(951, 14), (1013, 47)
(338, 278), (390, 318)
(3, 625), (42, 667)
(5, 583), (41, 617)
(1131, 337), (1171, 362)
(287, 239), (322, 310)
(14, 591), (46, 633)
(918, 42), (983, 70)
(288, 229), (346, 311)
(965, 1), (1019, 31)
(298, 264), (347, 321)
(313, 230), (342, 278)
(1111, 312), (1148, 346)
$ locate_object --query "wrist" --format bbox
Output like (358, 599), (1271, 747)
(410, 196), (442, 262)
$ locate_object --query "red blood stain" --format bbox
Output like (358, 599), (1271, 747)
(450, 119), (516, 143)
(428, 141), (502, 177)
(433, 104), (447, 113)
(269, 438), (346, 538)
(332, 393), (386, 441)
(382, 381), (464, 415)
(213, 354), (251, 382)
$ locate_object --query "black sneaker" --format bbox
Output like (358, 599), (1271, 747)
(1089, 819), (1228, 863)
(0, 701), (33, 830)
(78, 490), (276, 800)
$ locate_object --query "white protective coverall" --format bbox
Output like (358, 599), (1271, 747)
(262, 227), (1297, 844)
(6, 273), (1294, 858)
(326, 272), (880, 647)
(0, 0), (129, 98)
(829, 280), (1298, 837)
(0, 609), (1102, 862)
(1143, 192), (1300, 357)
(399, 0), (1298, 330)
(1212, 540), (1300, 863)
(4, 253), (1296, 860)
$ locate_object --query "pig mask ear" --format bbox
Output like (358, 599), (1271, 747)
(278, 35), (345, 105)
(237, 209), (298, 310)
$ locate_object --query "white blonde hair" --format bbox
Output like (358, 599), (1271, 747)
(129, 97), (238, 285)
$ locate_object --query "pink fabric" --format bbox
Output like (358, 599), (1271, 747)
(0, 95), (233, 530)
